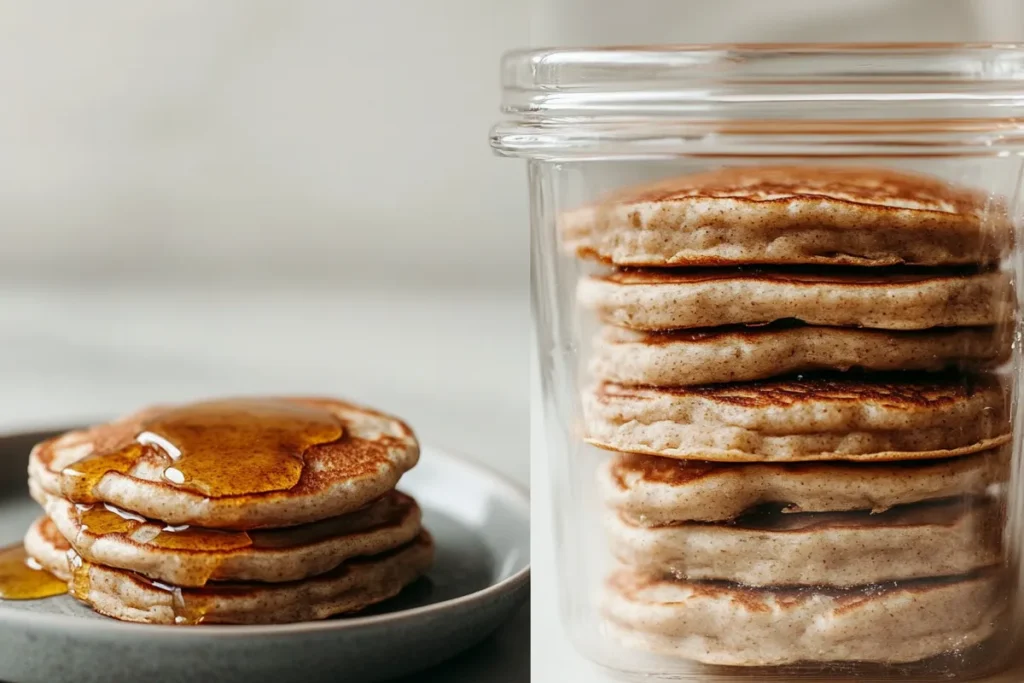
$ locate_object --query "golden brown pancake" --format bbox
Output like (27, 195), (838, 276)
(591, 322), (1009, 386)
(583, 374), (1010, 461)
(562, 165), (1009, 267)
(23, 516), (72, 582)
(578, 266), (1013, 331)
(25, 516), (434, 625)
(601, 567), (1005, 665)
(599, 448), (1009, 523)
(27, 398), (419, 529)
(38, 489), (423, 587)
(606, 497), (1002, 587)
(72, 534), (433, 625)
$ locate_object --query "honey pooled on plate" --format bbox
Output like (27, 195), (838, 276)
(62, 398), (344, 500)
(0, 544), (67, 600)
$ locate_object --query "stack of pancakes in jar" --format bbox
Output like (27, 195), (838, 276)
(565, 166), (1015, 666)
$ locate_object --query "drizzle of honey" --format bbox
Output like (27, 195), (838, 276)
(146, 579), (215, 625)
(61, 398), (343, 501)
(76, 503), (143, 536)
(147, 525), (252, 553)
(78, 504), (252, 551)
(61, 442), (150, 504)
(0, 544), (67, 600)
(69, 551), (214, 623)
(76, 504), (253, 586)
(68, 550), (90, 602)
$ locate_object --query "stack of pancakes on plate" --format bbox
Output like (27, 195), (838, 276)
(567, 166), (1015, 665)
(23, 397), (432, 625)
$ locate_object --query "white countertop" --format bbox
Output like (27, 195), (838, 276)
(0, 281), (529, 683)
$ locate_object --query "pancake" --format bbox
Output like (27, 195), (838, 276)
(38, 488), (422, 587)
(583, 375), (1009, 461)
(601, 568), (1004, 665)
(25, 517), (434, 625)
(72, 534), (433, 625)
(561, 165), (1008, 267)
(600, 448), (1009, 524)
(578, 267), (1013, 331)
(23, 516), (71, 582)
(606, 498), (1002, 587)
(27, 397), (419, 529)
(591, 323), (1009, 386)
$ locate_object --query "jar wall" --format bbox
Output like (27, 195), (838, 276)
(530, 154), (1024, 679)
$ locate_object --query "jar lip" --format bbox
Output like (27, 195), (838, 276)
(507, 42), (1024, 58)
(494, 43), (1024, 159)
(502, 43), (1024, 105)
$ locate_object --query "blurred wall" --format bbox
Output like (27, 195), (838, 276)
(1, 0), (1022, 288)
(528, 0), (1024, 46)
(0, 0), (530, 288)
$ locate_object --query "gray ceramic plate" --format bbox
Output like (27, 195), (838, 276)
(0, 429), (530, 683)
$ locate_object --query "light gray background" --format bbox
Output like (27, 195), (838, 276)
(2, 0), (1024, 290)
(0, 0), (529, 289)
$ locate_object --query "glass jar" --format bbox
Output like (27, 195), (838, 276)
(494, 44), (1024, 680)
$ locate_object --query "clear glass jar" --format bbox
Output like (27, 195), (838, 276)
(495, 44), (1024, 680)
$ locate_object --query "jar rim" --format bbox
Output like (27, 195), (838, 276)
(493, 43), (1024, 159)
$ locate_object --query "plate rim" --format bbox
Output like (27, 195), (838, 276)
(0, 433), (530, 637)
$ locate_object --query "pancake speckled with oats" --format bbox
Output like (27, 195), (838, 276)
(34, 486), (422, 588)
(605, 497), (1002, 587)
(25, 516), (433, 626)
(583, 375), (1010, 462)
(590, 322), (1010, 386)
(28, 398), (419, 530)
(578, 267), (1013, 332)
(599, 447), (1009, 524)
(601, 568), (1004, 666)
(562, 165), (1010, 267)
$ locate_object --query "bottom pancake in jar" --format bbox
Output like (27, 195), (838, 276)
(600, 569), (1005, 666)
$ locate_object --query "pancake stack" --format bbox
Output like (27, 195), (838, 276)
(22, 397), (432, 625)
(565, 165), (1015, 665)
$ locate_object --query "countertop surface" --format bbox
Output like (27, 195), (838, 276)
(0, 282), (529, 683)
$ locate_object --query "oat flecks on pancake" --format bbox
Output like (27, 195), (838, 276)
(591, 323), (1008, 386)
(606, 497), (1002, 587)
(85, 533), (433, 625)
(599, 448), (1009, 524)
(583, 375), (1010, 461)
(561, 165), (1009, 267)
(41, 491), (423, 587)
(26, 515), (434, 626)
(29, 397), (420, 530)
(601, 568), (1005, 665)
(577, 267), (1013, 331)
